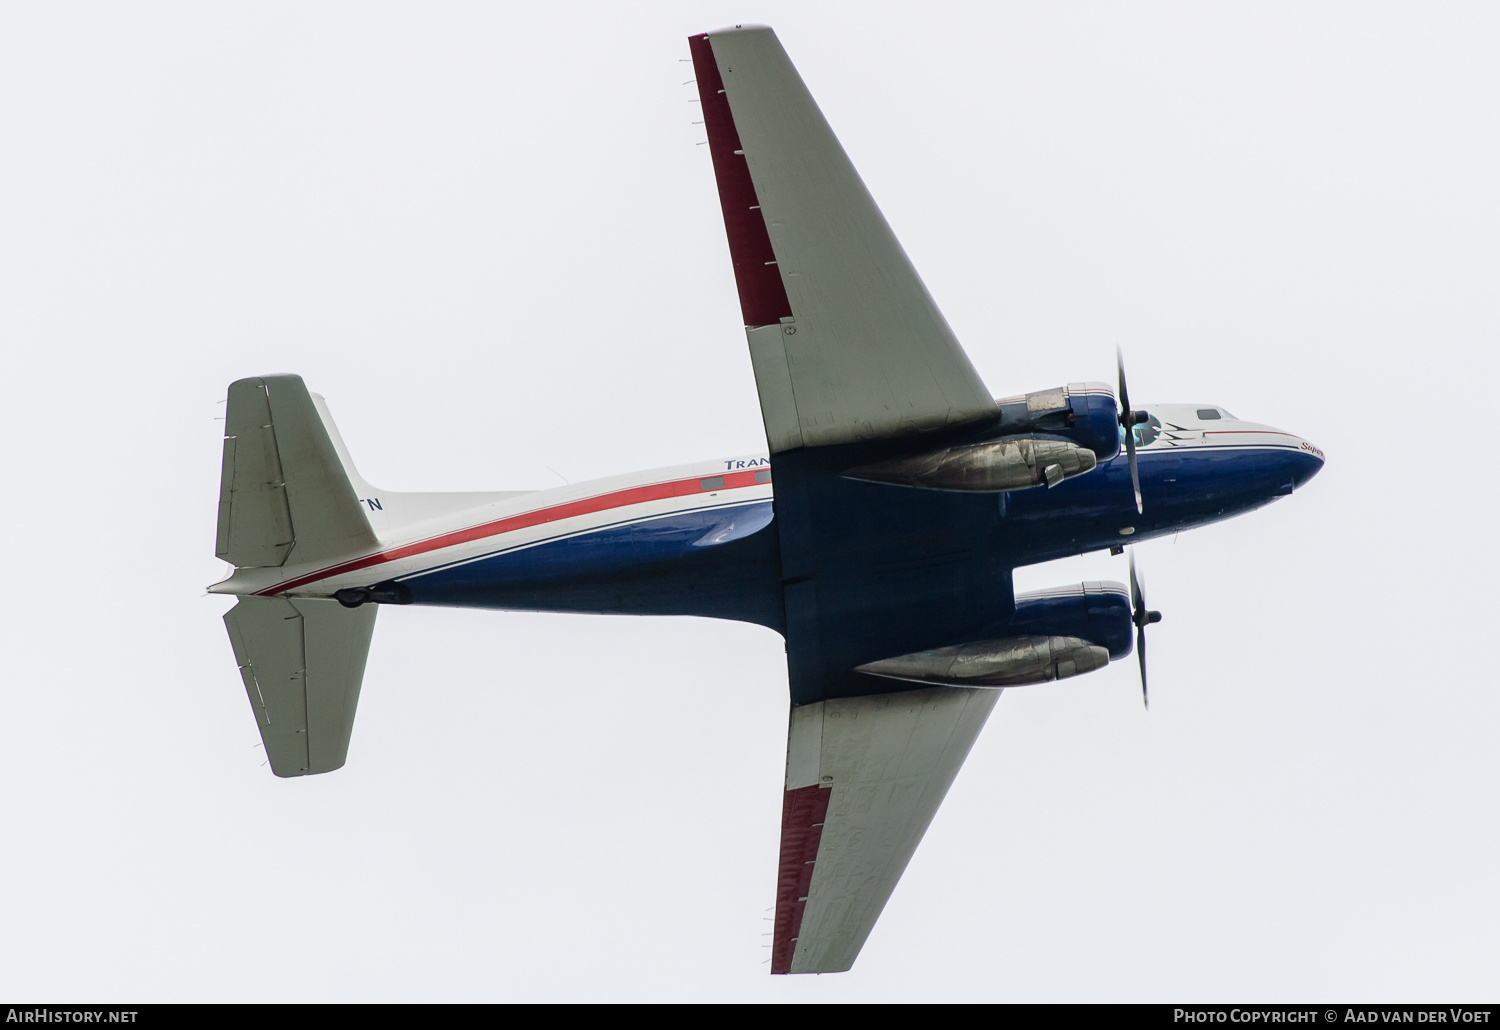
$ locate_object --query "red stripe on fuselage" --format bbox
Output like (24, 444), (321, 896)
(771, 784), (831, 975)
(255, 468), (770, 597)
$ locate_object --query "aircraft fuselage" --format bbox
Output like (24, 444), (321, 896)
(212, 400), (1322, 702)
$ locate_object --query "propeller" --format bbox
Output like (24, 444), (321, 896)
(1116, 346), (1147, 514)
(1128, 550), (1162, 709)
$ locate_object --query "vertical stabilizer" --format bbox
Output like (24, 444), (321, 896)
(216, 375), (379, 569)
(214, 374), (530, 777)
(308, 390), (535, 537)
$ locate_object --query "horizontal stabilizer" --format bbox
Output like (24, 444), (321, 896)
(216, 375), (379, 568)
(223, 596), (377, 777)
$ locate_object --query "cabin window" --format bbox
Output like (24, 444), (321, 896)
(1197, 408), (1222, 420)
(699, 476), (725, 491)
(754, 469), (771, 484)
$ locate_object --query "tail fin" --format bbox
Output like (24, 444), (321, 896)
(224, 596), (376, 776)
(215, 375), (382, 777)
(309, 389), (535, 535)
(213, 375), (529, 777)
(215, 375), (378, 569)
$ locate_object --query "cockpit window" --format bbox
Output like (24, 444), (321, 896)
(1197, 408), (1222, 420)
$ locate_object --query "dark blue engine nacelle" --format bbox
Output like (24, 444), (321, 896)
(857, 580), (1135, 688)
(992, 382), (1121, 465)
(1002, 580), (1134, 660)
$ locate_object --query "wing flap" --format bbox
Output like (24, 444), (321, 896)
(745, 324), (804, 453)
(772, 687), (1001, 973)
(693, 27), (997, 451)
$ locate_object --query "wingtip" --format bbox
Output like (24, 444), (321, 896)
(698, 23), (775, 40)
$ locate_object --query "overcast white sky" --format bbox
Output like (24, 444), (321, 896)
(2, 1), (1497, 1002)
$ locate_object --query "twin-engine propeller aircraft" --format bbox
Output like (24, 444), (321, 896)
(210, 25), (1323, 974)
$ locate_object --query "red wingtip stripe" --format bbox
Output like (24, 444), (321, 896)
(688, 33), (793, 328)
(770, 784), (831, 974)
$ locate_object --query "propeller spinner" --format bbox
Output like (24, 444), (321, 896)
(1116, 346), (1148, 515)
(1128, 550), (1162, 709)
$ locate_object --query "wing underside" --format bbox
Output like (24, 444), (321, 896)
(690, 24), (1009, 974)
(772, 687), (1001, 973)
(691, 26), (996, 453)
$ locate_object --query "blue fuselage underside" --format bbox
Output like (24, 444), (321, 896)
(396, 446), (1320, 690)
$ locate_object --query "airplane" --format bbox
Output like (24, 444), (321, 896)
(209, 24), (1324, 975)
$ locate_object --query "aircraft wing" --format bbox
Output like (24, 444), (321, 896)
(690, 26), (997, 453)
(772, 687), (1001, 973)
(692, 25), (1012, 973)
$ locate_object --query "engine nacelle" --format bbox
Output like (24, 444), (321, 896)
(994, 382), (1121, 466)
(1006, 580), (1134, 660)
(855, 581), (1133, 688)
(843, 435), (1096, 493)
(855, 634), (1110, 687)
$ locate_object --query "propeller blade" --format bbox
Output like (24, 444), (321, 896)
(1128, 550), (1160, 710)
(1116, 347), (1143, 514)
(1137, 623), (1148, 709)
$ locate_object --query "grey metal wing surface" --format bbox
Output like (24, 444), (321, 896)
(691, 25), (1013, 974)
(773, 687), (1002, 973)
(690, 26), (997, 453)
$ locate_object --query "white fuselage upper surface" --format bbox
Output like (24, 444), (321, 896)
(210, 455), (775, 599)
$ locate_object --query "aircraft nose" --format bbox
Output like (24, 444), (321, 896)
(1289, 437), (1325, 488)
